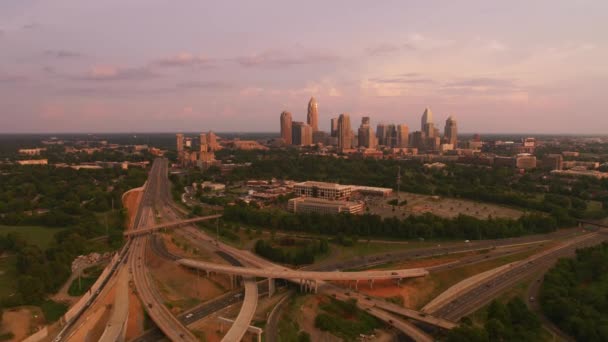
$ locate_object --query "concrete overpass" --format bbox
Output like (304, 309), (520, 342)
(124, 214), (222, 237)
(177, 258), (428, 292)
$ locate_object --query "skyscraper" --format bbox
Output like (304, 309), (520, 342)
(330, 118), (339, 137)
(444, 116), (458, 147)
(307, 97), (319, 132)
(199, 133), (208, 152)
(280, 111), (293, 145)
(396, 124), (409, 148)
(386, 124), (398, 147)
(421, 107), (433, 132)
(292, 122), (313, 146)
(207, 131), (220, 151)
(376, 123), (388, 146)
(337, 114), (352, 151)
(358, 116), (377, 148)
(176, 133), (184, 153)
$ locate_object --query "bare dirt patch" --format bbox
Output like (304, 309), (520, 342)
(125, 285), (144, 340)
(146, 247), (229, 313)
(122, 189), (143, 229)
(0, 307), (43, 342)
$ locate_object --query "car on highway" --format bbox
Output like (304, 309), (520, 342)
(185, 313), (193, 319)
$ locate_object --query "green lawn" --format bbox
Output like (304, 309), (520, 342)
(0, 225), (64, 249)
(40, 300), (68, 323)
(0, 256), (18, 300)
(67, 276), (98, 296)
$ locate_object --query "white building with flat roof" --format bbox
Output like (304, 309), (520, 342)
(288, 197), (364, 215)
(293, 181), (352, 200)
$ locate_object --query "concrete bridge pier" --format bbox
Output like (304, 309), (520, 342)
(368, 279), (374, 289)
(299, 278), (303, 292)
(268, 278), (275, 297)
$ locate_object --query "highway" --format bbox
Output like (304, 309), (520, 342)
(308, 228), (585, 273)
(128, 159), (198, 342)
(431, 231), (608, 321)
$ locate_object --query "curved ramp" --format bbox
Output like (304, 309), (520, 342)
(221, 277), (258, 342)
(99, 267), (129, 342)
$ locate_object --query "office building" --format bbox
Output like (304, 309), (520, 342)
(330, 118), (339, 137)
(358, 117), (377, 148)
(376, 123), (388, 146)
(421, 107), (433, 132)
(288, 197), (364, 215)
(292, 122), (313, 146)
(307, 97), (319, 132)
(207, 131), (220, 151)
(516, 154), (537, 170)
(542, 154), (564, 170)
(176, 133), (184, 153)
(444, 116), (458, 147)
(199, 133), (208, 152)
(280, 111), (293, 145)
(293, 181), (352, 200)
(337, 114), (352, 151)
(396, 124), (409, 148)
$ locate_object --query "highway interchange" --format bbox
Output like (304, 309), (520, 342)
(59, 158), (608, 341)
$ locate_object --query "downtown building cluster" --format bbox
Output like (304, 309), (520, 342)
(280, 98), (459, 154)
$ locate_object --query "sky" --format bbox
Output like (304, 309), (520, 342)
(0, 0), (607, 134)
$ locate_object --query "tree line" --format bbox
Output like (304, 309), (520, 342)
(446, 298), (542, 341)
(254, 238), (329, 265)
(541, 242), (608, 342)
(224, 201), (559, 240)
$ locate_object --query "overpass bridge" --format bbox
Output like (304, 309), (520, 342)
(178, 258), (428, 294)
(124, 214), (222, 237)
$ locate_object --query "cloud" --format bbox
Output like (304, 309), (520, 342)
(176, 81), (231, 90)
(235, 50), (340, 68)
(365, 43), (402, 56)
(155, 53), (214, 68)
(75, 65), (158, 81)
(369, 73), (435, 84)
(440, 77), (525, 96)
(486, 40), (507, 52)
(444, 77), (517, 88)
(44, 49), (82, 58)
(0, 73), (27, 83)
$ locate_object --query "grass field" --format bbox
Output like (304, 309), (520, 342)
(40, 300), (68, 323)
(0, 225), (64, 249)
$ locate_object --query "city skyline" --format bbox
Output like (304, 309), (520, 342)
(1, 1), (607, 134)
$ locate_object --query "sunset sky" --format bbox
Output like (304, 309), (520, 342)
(1, 0), (606, 133)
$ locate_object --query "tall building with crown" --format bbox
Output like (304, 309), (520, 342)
(307, 97), (319, 132)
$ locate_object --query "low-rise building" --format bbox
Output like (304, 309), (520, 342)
(293, 181), (352, 200)
(18, 148), (45, 155)
(201, 181), (226, 191)
(16, 159), (48, 166)
(287, 197), (364, 215)
(516, 154), (537, 170)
